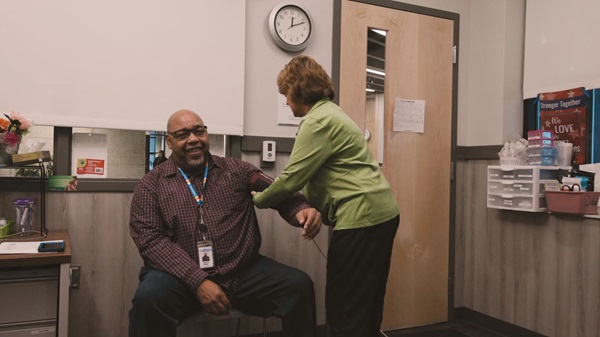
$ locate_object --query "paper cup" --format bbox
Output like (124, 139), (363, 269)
(556, 143), (573, 166)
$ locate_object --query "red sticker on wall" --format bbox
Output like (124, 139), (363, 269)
(76, 158), (105, 175)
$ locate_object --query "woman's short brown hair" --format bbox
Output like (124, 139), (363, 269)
(277, 55), (336, 106)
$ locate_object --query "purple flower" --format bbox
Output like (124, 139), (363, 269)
(3, 132), (21, 146)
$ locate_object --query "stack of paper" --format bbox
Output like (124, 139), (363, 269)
(0, 240), (63, 254)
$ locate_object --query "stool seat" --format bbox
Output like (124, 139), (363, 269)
(178, 308), (267, 337)
(186, 309), (250, 323)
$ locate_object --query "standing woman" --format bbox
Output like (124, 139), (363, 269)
(253, 55), (400, 337)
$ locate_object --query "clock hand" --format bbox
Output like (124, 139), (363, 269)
(289, 17), (294, 29)
(290, 21), (305, 28)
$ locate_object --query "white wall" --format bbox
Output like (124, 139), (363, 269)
(395, 0), (526, 146)
(467, 0), (526, 145)
(392, 0), (473, 146)
(7, 0), (527, 165)
(0, 1), (246, 136)
(467, 0), (507, 145)
(502, 0), (526, 142)
(244, 0), (334, 137)
(524, 0), (600, 99)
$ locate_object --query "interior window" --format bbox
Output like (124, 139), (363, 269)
(71, 128), (226, 179)
(0, 126), (227, 180)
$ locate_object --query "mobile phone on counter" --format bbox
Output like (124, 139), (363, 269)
(38, 241), (65, 253)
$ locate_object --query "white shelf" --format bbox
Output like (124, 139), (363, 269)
(487, 165), (569, 212)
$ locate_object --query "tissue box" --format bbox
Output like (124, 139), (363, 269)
(528, 130), (554, 140)
(11, 151), (51, 165)
(545, 191), (600, 215)
(528, 146), (557, 166)
(528, 138), (554, 147)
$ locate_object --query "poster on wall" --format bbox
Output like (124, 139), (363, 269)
(538, 87), (588, 164)
(71, 133), (108, 178)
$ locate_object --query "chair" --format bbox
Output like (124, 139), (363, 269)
(177, 308), (267, 337)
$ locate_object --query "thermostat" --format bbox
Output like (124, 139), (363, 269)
(262, 141), (276, 163)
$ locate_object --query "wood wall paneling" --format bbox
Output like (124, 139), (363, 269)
(455, 159), (600, 337)
(37, 152), (327, 337)
(7, 156), (600, 336)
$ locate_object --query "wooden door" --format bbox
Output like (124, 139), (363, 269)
(339, 0), (456, 330)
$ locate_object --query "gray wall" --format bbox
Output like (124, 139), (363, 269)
(394, 0), (526, 146)
(243, 0), (334, 138)
(242, 0), (528, 146)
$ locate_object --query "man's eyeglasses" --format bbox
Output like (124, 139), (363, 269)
(168, 126), (208, 141)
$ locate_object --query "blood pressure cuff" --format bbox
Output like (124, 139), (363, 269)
(249, 172), (274, 192)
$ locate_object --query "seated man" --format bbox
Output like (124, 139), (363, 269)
(129, 109), (322, 337)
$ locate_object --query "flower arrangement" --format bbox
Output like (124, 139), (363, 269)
(0, 111), (32, 146)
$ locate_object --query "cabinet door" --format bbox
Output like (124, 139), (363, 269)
(0, 324), (56, 337)
(0, 269), (58, 324)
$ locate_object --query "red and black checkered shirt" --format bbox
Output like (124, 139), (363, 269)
(129, 154), (309, 296)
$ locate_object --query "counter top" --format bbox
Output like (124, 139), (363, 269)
(0, 229), (71, 268)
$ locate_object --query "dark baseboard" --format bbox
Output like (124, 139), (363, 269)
(457, 145), (502, 160)
(239, 308), (547, 337)
(454, 307), (548, 337)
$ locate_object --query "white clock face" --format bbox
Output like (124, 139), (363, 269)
(271, 4), (312, 51)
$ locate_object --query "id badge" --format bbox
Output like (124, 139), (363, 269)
(197, 240), (214, 269)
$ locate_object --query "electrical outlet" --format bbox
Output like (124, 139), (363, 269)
(70, 265), (81, 288)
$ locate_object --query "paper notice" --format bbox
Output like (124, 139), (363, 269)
(393, 98), (425, 133)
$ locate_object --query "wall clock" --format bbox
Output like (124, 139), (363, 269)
(269, 3), (313, 52)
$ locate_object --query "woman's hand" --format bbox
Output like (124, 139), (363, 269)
(295, 208), (322, 239)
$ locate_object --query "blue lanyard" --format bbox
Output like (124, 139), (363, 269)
(178, 164), (209, 206)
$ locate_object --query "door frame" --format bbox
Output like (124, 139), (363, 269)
(332, 0), (460, 323)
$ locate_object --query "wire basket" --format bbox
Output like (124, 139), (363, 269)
(500, 157), (519, 166)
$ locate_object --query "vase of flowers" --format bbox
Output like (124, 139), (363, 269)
(0, 111), (31, 166)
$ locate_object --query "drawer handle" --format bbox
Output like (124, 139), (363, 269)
(0, 276), (58, 284)
(0, 319), (56, 329)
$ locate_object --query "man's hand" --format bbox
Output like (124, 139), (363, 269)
(196, 279), (232, 316)
(295, 208), (322, 240)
